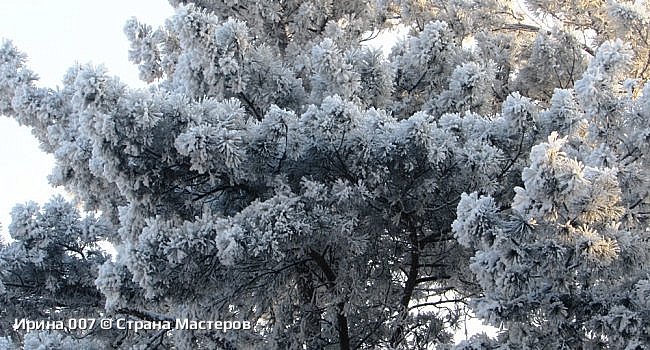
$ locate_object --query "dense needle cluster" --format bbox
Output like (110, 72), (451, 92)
(0, 1), (648, 349)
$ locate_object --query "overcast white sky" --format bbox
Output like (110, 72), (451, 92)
(0, 0), (173, 237)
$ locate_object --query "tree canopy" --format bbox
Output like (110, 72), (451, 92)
(0, 0), (648, 349)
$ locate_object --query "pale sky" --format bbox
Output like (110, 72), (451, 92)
(0, 0), (173, 238)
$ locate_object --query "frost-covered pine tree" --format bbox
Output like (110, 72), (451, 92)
(0, 197), (113, 348)
(1, 0), (648, 349)
(454, 37), (650, 350)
